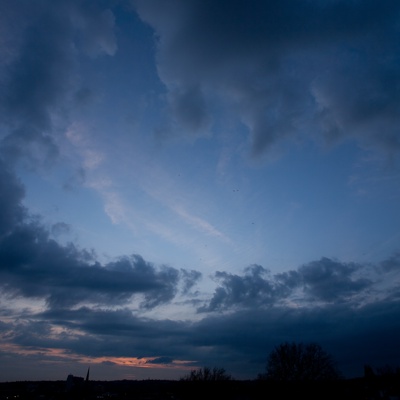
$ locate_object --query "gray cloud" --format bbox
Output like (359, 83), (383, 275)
(0, 227), (182, 309)
(0, 224), (181, 309)
(51, 222), (71, 237)
(146, 357), (174, 365)
(297, 257), (372, 302)
(0, 0), (117, 167)
(180, 269), (202, 294)
(200, 264), (291, 312)
(203, 257), (376, 311)
(0, 162), (193, 311)
(2, 291), (399, 379)
(134, 0), (400, 156)
(18, 307), (191, 360)
(0, 160), (26, 237)
(167, 85), (211, 134)
(379, 252), (400, 272)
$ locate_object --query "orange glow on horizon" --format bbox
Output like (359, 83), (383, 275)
(0, 341), (194, 372)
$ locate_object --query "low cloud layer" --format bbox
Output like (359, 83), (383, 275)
(2, 284), (400, 379)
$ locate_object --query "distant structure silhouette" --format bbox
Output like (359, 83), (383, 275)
(65, 367), (91, 399)
(65, 374), (84, 392)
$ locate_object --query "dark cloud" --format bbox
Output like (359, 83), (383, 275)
(187, 298), (400, 377)
(134, 0), (400, 156)
(167, 85), (211, 134)
(18, 307), (191, 360)
(51, 222), (71, 237)
(202, 257), (376, 311)
(179, 268), (202, 294)
(0, 0), (117, 167)
(0, 160), (26, 237)
(0, 225), (181, 309)
(297, 258), (372, 302)
(379, 252), (400, 272)
(0, 162), (188, 310)
(146, 357), (174, 365)
(200, 264), (290, 312)
(2, 290), (399, 379)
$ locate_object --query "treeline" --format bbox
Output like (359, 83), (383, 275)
(0, 378), (396, 400)
(176, 341), (400, 399)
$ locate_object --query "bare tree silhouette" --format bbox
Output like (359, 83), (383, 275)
(180, 366), (232, 381)
(261, 342), (341, 382)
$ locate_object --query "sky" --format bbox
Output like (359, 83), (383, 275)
(1, 0), (400, 382)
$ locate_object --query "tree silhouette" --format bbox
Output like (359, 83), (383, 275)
(262, 342), (341, 382)
(180, 366), (232, 381)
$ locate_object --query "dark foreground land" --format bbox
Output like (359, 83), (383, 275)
(1, 377), (399, 400)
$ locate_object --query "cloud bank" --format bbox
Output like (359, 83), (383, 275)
(135, 0), (400, 155)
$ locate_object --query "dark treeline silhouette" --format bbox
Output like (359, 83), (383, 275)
(1, 342), (399, 399)
(180, 366), (232, 381)
(258, 341), (342, 382)
(1, 378), (397, 400)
